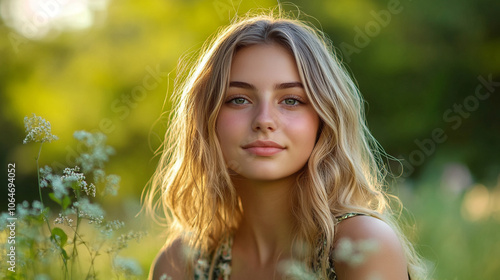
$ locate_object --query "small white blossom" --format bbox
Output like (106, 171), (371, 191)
(108, 231), (147, 253)
(73, 131), (114, 174)
(113, 256), (143, 276)
(159, 274), (172, 280)
(61, 166), (93, 196)
(100, 219), (125, 236)
(23, 114), (58, 144)
(40, 168), (69, 200)
(39, 166), (53, 187)
(93, 168), (106, 183)
(73, 198), (105, 224)
(279, 260), (316, 280)
(333, 238), (379, 267)
(32, 200), (44, 212)
(16, 200), (44, 219)
(83, 183), (97, 197)
(17, 201), (30, 217)
(51, 175), (68, 200)
(103, 174), (120, 196)
(54, 213), (74, 227)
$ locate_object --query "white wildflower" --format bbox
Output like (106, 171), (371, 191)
(93, 168), (106, 183)
(40, 169), (69, 200)
(103, 174), (120, 196)
(39, 166), (53, 187)
(51, 174), (69, 200)
(32, 200), (44, 212)
(23, 114), (58, 144)
(61, 166), (92, 196)
(54, 216), (63, 224)
(100, 220), (125, 236)
(279, 260), (316, 280)
(73, 198), (105, 224)
(108, 231), (147, 253)
(17, 200), (30, 217)
(83, 183), (97, 197)
(333, 238), (379, 267)
(73, 131), (114, 174)
(54, 213), (74, 227)
(16, 200), (44, 219)
(113, 256), (143, 276)
(159, 274), (172, 280)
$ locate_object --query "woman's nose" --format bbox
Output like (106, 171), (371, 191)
(251, 101), (278, 132)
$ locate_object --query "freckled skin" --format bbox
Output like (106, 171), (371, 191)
(216, 44), (320, 181)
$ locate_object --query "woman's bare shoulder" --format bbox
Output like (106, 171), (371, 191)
(149, 238), (188, 280)
(334, 215), (408, 280)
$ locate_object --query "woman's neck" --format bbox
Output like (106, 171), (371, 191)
(232, 174), (296, 267)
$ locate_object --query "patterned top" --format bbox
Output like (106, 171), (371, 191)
(193, 213), (364, 280)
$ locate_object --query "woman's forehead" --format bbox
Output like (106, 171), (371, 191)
(229, 44), (301, 85)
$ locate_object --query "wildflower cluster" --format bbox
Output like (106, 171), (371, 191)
(279, 260), (317, 280)
(113, 256), (143, 277)
(73, 130), (115, 174)
(23, 114), (58, 144)
(73, 198), (105, 224)
(159, 274), (173, 280)
(277, 237), (381, 280)
(0, 115), (146, 280)
(333, 238), (380, 267)
(54, 213), (74, 227)
(107, 230), (148, 253)
(100, 220), (125, 236)
(62, 166), (95, 196)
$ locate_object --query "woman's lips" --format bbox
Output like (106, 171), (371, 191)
(242, 140), (285, 156)
(244, 146), (284, 156)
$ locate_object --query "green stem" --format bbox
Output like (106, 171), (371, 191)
(70, 188), (82, 278)
(36, 142), (69, 277)
(71, 215), (81, 279)
(36, 143), (52, 230)
(69, 216), (105, 280)
(36, 143), (44, 208)
(85, 241), (103, 280)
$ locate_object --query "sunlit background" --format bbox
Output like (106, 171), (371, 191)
(1, 0), (499, 278)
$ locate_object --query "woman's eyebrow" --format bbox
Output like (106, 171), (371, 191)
(228, 81), (303, 90)
(229, 81), (255, 90)
(275, 82), (303, 90)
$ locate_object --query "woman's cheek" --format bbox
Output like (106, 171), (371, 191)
(286, 113), (319, 146)
(217, 110), (245, 145)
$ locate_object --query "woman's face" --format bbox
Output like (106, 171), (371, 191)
(216, 43), (320, 181)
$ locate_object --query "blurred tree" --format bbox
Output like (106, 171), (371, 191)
(1, 0), (499, 278)
(1, 0), (499, 202)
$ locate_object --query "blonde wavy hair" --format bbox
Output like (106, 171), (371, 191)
(144, 10), (426, 280)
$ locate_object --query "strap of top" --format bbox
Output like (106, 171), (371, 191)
(335, 212), (365, 224)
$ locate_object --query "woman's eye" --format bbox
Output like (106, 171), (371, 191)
(282, 98), (300, 106)
(229, 97), (248, 105)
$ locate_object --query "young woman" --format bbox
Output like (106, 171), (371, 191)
(144, 11), (426, 280)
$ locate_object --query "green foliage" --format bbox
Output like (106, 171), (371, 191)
(398, 167), (500, 279)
